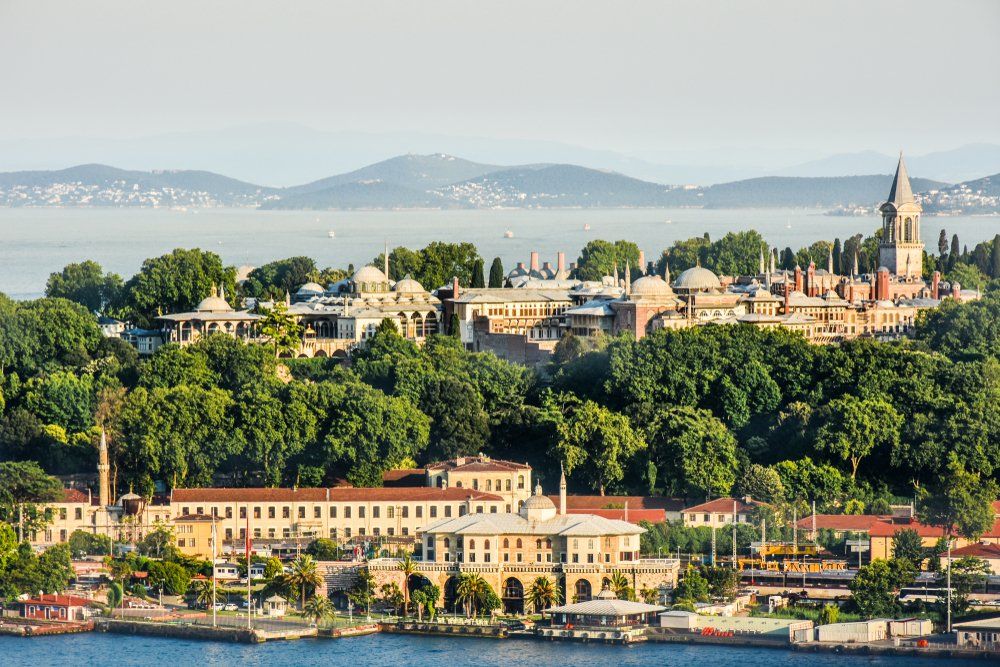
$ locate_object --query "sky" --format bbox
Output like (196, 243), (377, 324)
(2, 0), (999, 166)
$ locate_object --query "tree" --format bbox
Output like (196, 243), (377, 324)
(0, 461), (63, 540)
(700, 566), (739, 601)
(549, 396), (645, 495)
(525, 576), (559, 613)
(815, 396), (901, 478)
(258, 301), (304, 357)
(147, 561), (191, 595)
(849, 558), (915, 619)
(305, 538), (339, 560)
(397, 552), (418, 617)
(120, 248), (235, 327)
(948, 262), (987, 290)
(194, 579), (216, 608)
(45, 260), (122, 313)
(287, 554), (324, 610)
(940, 557), (991, 613)
(68, 529), (112, 557)
(303, 595), (334, 625)
(938, 229), (949, 257)
(706, 230), (767, 276)
(646, 406), (737, 498)
(992, 234), (1000, 279)
(576, 240), (641, 281)
(673, 566), (710, 604)
(107, 581), (124, 608)
(950, 234), (961, 271)
(609, 570), (632, 600)
(819, 603), (839, 626)
(832, 238), (842, 275)
(471, 259), (485, 288)
(735, 464), (784, 503)
(891, 528), (924, 568)
(243, 256), (317, 299)
(488, 257), (504, 288)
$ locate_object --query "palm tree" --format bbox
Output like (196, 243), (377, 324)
(303, 594), (334, 626)
(455, 573), (487, 618)
(525, 576), (559, 614)
(287, 555), (324, 611)
(610, 571), (631, 600)
(194, 579), (216, 609)
(397, 553), (418, 617)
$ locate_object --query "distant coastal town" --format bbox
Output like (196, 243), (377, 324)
(2, 155), (1000, 660)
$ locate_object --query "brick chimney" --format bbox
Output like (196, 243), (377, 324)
(530, 251), (540, 273)
(542, 261), (552, 276)
(452, 275), (460, 299)
(638, 250), (646, 274)
(806, 261), (816, 297)
(557, 252), (566, 275)
(877, 267), (890, 301)
(932, 271), (941, 300)
(793, 265), (804, 293)
(784, 280), (791, 314)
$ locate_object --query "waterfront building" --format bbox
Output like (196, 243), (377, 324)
(954, 617), (1000, 648)
(543, 589), (667, 631)
(20, 594), (97, 622)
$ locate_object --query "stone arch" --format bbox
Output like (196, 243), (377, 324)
(502, 577), (524, 614)
(332, 349), (349, 360)
(443, 575), (461, 612)
(407, 573), (432, 595)
(314, 349), (328, 357)
(574, 578), (592, 602)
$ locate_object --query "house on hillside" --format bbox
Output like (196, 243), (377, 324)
(682, 497), (767, 528)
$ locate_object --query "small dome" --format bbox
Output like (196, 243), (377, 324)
(296, 282), (325, 295)
(394, 275), (426, 294)
(522, 493), (556, 512)
(352, 265), (389, 283)
(630, 275), (674, 297)
(672, 266), (722, 292)
(194, 295), (233, 313)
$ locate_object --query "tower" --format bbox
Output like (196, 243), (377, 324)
(878, 153), (923, 279)
(98, 428), (111, 507)
(559, 463), (567, 515)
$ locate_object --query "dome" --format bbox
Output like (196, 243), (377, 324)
(194, 291), (233, 313)
(672, 266), (722, 292)
(296, 282), (325, 295)
(519, 483), (557, 521)
(393, 275), (426, 294)
(522, 494), (556, 512)
(630, 275), (674, 298)
(352, 265), (389, 283)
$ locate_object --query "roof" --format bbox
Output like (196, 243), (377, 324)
(171, 486), (502, 503)
(352, 265), (389, 284)
(564, 300), (616, 317)
(683, 497), (766, 514)
(673, 266), (721, 292)
(949, 543), (1000, 559)
(630, 275), (675, 298)
(453, 289), (572, 305)
(21, 594), (96, 607)
(866, 516), (1000, 539)
(173, 513), (216, 522)
(425, 456), (531, 473)
(547, 495), (685, 511)
(954, 617), (1000, 631)
(381, 468), (427, 487)
(885, 153), (915, 206)
(545, 597), (666, 617)
(60, 488), (89, 503)
(794, 514), (890, 532)
(422, 509), (644, 538)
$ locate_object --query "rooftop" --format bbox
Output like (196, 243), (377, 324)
(683, 497), (767, 514)
(171, 486), (503, 503)
(425, 455), (531, 473)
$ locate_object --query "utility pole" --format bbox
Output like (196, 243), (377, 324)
(947, 537), (953, 633)
(711, 522), (716, 566)
(732, 500), (737, 569)
(212, 517), (217, 628)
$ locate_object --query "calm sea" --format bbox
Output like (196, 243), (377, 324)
(0, 633), (985, 667)
(0, 207), (996, 299)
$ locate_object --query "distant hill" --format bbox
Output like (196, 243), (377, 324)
(778, 144), (1000, 183)
(261, 180), (458, 210)
(921, 172), (1000, 214)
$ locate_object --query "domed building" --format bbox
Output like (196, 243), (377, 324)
(671, 265), (722, 294)
(349, 265), (392, 295)
(157, 285), (262, 346)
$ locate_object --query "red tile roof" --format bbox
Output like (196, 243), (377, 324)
(866, 517), (996, 539)
(60, 488), (89, 503)
(173, 513), (215, 522)
(794, 514), (891, 532)
(171, 487), (502, 503)
(21, 594), (96, 607)
(951, 543), (1000, 559)
(570, 508), (667, 522)
(425, 456), (530, 473)
(382, 468), (427, 487)
(683, 497), (767, 514)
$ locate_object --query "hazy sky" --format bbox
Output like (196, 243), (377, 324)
(2, 0), (999, 159)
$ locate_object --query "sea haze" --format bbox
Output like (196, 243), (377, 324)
(0, 207), (996, 300)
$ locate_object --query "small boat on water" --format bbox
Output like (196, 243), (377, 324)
(328, 230), (336, 238)
(664, 219), (672, 224)
(583, 224), (591, 231)
(504, 230), (514, 238)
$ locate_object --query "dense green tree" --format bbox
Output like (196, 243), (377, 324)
(645, 406), (737, 498)
(306, 538), (340, 560)
(471, 259), (485, 288)
(734, 463), (785, 503)
(243, 256), (317, 299)
(147, 560), (192, 595)
(68, 529), (112, 556)
(832, 238), (842, 274)
(258, 301), (304, 357)
(45, 260), (122, 313)
(940, 557), (991, 613)
(915, 294), (1000, 361)
(488, 257), (504, 288)
(576, 240), (641, 281)
(0, 461), (63, 538)
(420, 375), (488, 462)
(991, 234), (1000, 278)
(673, 566), (710, 604)
(656, 237), (711, 275)
(814, 395), (902, 478)
(849, 558), (915, 619)
(706, 230), (767, 276)
(948, 262), (987, 290)
(22, 371), (96, 433)
(120, 248), (235, 327)
(891, 528), (924, 568)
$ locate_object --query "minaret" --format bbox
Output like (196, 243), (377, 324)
(758, 247), (765, 275)
(769, 249), (776, 275)
(853, 251), (859, 278)
(613, 262), (619, 285)
(663, 260), (671, 285)
(98, 429), (111, 507)
(559, 464), (567, 515)
(624, 262), (632, 296)
(827, 249), (834, 275)
(384, 241), (390, 279)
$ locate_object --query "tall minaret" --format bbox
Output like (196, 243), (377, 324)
(559, 463), (567, 515)
(98, 429), (111, 507)
(383, 241), (390, 279)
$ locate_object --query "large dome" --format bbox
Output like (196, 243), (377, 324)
(630, 275), (674, 298)
(194, 293), (233, 313)
(393, 275), (426, 294)
(296, 282), (325, 295)
(672, 266), (722, 292)
(521, 494), (556, 512)
(352, 265), (389, 283)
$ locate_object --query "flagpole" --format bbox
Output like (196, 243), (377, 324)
(247, 504), (252, 631)
(211, 517), (217, 628)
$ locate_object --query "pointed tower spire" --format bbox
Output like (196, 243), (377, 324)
(828, 249), (834, 274)
(559, 463), (567, 515)
(624, 262), (631, 296)
(886, 151), (914, 205)
(383, 241), (390, 279)
(853, 251), (859, 277)
(663, 260), (671, 285)
(759, 247), (765, 275)
(219, 284), (226, 302)
(284, 290), (291, 307)
(769, 248), (776, 275)
(98, 428), (110, 507)
(613, 262), (619, 285)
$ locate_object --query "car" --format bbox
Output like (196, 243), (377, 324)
(224, 603), (238, 611)
(213, 602), (225, 610)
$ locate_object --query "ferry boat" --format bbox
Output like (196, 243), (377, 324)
(504, 230), (514, 238)
(583, 224), (591, 231)
(328, 230), (336, 238)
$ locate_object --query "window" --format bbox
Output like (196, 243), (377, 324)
(469, 539), (476, 549)
(572, 554), (579, 563)
(373, 528), (380, 537)
(59, 529), (66, 541)
(516, 538), (522, 549)
(476, 506), (483, 514)
(505, 480), (512, 491)
(486, 479), (492, 491)
(329, 528), (337, 539)
(546, 539), (551, 549)
(225, 507), (233, 519)
(282, 506), (290, 519)
(503, 553), (510, 562)
(536, 539), (542, 549)
(183, 507), (190, 515)
(444, 538), (451, 549)
(373, 506), (380, 519)
(402, 528), (409, 536)
(240, 507), (247, 519)
(503, 538), (509, 548)
(703, 513), (710, 522)
(253, 507), (261, 519)
(495, 479), (501, 491)
(473, 479), (479, 490)
(517, 475), (525, 489)
(490, 506), (497, 513)
(59, 508), (66, 520)
(344, 528), (351, 538)
(253, 528), (261, 538)
(536, 553), (542, 562)
(330, 506), (337, 518)
(445, 506), (452, 518)
(197, 507), (204, 515)
(344, 506), (351, 519)
(403, 506), (409, 518)
(587, 554), (594, 563)
(225, 528), (233, 540)
(459, 506), (466, 517)
(506, 504), (511, 513)
(469, 553), (476, 563)
(268, 507), (276, 519)
(358, 506), (365, 519)
(74, 508), (82, 520)
(359, 528), (366, 537)
(516, 553), (523, 563)
(429, 506), (436, 518)
(314, 507), (321, 519)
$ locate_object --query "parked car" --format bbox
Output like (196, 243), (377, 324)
(224, 603), (238, 611)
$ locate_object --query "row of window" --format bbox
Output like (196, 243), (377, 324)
(439, 477), (525, 492)
(181, 503), (461, 521)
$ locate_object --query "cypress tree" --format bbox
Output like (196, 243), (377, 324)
(471, 259), (485, 288)
(488, 257), (504, 288)
(832, 238), (842, 274)
(449, 313), (461, 338)
(949, 234), (960, 271)
(992, 234), (1000, 278)
(938, 229), (949, 256)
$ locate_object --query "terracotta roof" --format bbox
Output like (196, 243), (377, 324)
(794, 514), (890, 532)
(60, 488), (89, 503)
(382, 468), (427, 487)
(547, 495), (685, 511)
(683, 497), (766, 514)
(425, 456), (530, 473)
(950, 543), (1000, 559)
(21, 594), (96, 607)
(171, 487), (503, 503)
(865, 517), (1000, 539)
(570, 509), (666, 522)
(173, 513), (215, 522)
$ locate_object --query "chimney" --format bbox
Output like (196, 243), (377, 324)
(624, 501), (629, 523)
(559, 464), (567, 515)
(878, 267), (890, 301)
(807, 261), (817, 297)
(932, 271), (941, 300)
(530, 251), (540, 273)
(542, 261), (552, 276)
(452, 275), (460, 299)
(784, 279), (791, 315)
(793, 265), (803, 293)
(638, 251), (646, 273)
(557, 252), (566, 275)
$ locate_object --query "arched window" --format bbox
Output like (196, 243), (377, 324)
(469, 539), (475, 549)
(486, 479), (492, 491)
(503, 538), (509, 548)
(484, 539), (490, 550)
(455, 481), (463, 488)
(444, 538), (450, 549)
(495, 479), (501, 491)
(517, 475), (525, 489)
(575, 579), (592, 602)
(535, 539), (542, 549)
(516, 538), (522, 549)
(505, 480), (512, 491)
(545, 539), (552, 549)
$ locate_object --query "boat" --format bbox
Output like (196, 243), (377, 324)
(664, 219), (672, 224)
(504, 230), (514, 239)
(328, 230), (336, 238)
(583, 224), (591, 231)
